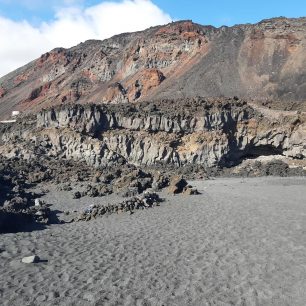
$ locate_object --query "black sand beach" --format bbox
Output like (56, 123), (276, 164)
(1, 177), (306, 305)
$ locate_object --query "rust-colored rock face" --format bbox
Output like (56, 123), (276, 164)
(125, 69), (166, 101)
(1, 17), (306, 119)
(0, 87), (6, 98)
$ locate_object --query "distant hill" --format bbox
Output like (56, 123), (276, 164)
(1, 17), (306, 119)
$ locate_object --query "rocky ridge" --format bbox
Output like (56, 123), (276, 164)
(1, 97), (305, 169)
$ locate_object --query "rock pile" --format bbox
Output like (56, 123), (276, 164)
(1, 200), (51, 224)
(67, 167), (170, 199)
(218, 159), (306, 178)
(0, 159), (53, 233)
(0, 155), (95, 187)
(113, 169), (153, 197)
(71, 184), (112, 199)
(73, 192), (163, 222)
(0, 202), (51, 234)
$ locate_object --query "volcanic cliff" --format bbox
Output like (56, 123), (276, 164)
(1, 98), (305, 171)
(1, 17), (306, 119)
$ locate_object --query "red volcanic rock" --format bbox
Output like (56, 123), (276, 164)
(0, 87), (6, 98)
(1, 17), (306, 119)
(14, 73), (29, 86)
(27, 83), (51, 102)
(103, 82), (128, 104)
(126, 69), (165, 101)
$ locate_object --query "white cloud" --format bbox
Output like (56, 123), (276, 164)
(0, 0), (172, 77)
(0, 0), (85, 10)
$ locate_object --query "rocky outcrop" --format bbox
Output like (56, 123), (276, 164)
(2, 18), (306, 119)
(1, 97), (306, 170)
(72, 192), (163, 222)
(0, 160), (54, 233)
(0, 87), (6, 98)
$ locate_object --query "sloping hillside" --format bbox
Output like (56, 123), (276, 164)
(1, 17), (306, 119)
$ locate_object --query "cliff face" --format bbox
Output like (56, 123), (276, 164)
(1, 17), (306, 120)
(1, 98), (305, 169)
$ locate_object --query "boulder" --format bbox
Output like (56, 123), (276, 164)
(34, 199), (44, 207)
(21, 255), (40, 264)
(183, 186), (200, 195)
(73, 191), (82, 199)
(152, 172), (169, 190)
(113, 169), (153, 196)
(167, 175), (188, 194)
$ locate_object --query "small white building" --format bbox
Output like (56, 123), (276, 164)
(12, 111), (20, 117)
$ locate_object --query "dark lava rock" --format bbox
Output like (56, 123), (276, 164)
(113, 169), (153, 196)
(73, 192), (163, 222)
(183, 186), (200, 195)
(73, 191), (82, 199)
(152, 172), (170, 190)
(167, 175), (188, 194)
(261, 160), (290, 176)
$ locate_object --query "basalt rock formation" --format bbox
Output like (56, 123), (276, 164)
(1, 97), (305, 171)
(1, 17), (306, 119)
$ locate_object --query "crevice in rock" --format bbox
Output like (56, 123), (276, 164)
(240, 145), (284, 159)
(220, 144), (284, 168)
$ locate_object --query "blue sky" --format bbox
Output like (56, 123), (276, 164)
(0, 0), (306, 77)
(155, 0), (306, 26)
(1, 0), (305, 27)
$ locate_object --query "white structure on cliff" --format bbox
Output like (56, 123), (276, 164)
(12, 111), (20, 117)
(0, 110), (21, 124)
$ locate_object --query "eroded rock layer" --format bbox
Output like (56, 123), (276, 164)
(1, 97), (305, 169)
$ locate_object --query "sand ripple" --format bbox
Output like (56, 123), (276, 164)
(1, 177), (306, 305)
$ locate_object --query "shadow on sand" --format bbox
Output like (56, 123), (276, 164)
(0, 209), (62, 234)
